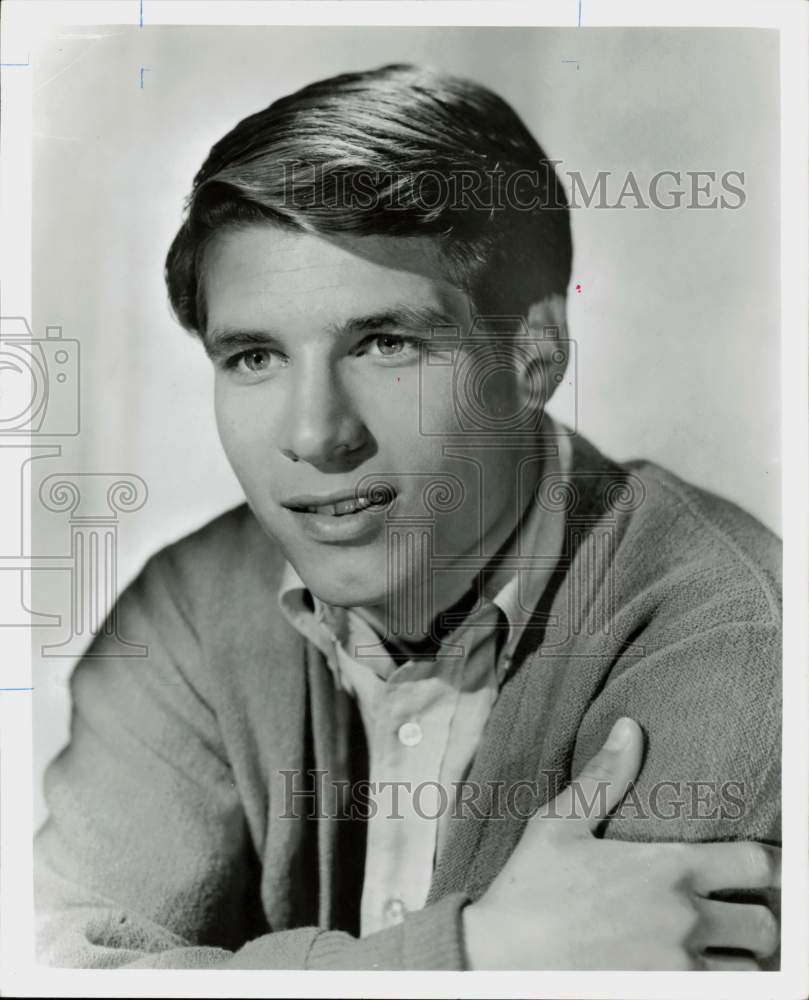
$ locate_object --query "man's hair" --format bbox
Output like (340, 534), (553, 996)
(165, 64), (573, 334)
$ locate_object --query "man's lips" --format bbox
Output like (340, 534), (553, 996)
(281, 485), (397, 516)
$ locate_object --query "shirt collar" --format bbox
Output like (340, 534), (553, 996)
(487, 430), (571, 659)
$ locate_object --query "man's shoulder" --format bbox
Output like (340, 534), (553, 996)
(627, 459), (780, 623)
(559, 438), (781, 844)
(137, 502), (286, 623)
(565, 432), (781, 626)
(156, 501), (273, 558)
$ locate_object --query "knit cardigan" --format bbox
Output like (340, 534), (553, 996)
(34, 433), (782, 969)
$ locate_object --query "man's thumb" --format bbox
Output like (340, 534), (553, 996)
(536, 717), (645, 836)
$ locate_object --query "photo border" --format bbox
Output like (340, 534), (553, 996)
(1, 2), (806, 997)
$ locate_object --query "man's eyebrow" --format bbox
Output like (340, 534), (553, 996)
(335, 305), (459, 336)
(203, 327), (281, 360)
(204, 305), (460, 358)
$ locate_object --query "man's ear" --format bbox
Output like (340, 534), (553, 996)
(516, 294), (569, 412)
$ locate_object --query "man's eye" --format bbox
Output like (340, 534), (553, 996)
(227, 348), (286, 376)
(371, 334), (405, 356)
(363, 334), (420, 358)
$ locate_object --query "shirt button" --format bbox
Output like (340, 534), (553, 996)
(397, 721), (422, 747)
(384, 897), (407, 924)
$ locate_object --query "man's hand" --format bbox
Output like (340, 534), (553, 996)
(462, 717), (780, 970)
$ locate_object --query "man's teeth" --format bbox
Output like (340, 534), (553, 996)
(306, 496), (375, 516)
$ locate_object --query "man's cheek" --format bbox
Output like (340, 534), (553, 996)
(217, 403), (273, 473)
(219, 430), (279, 508)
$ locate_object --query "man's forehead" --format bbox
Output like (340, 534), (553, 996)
(205, 224), (456, 284)
(201, 223), (473, 331)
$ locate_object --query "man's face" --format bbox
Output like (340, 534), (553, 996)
(204, 224), (534, 615)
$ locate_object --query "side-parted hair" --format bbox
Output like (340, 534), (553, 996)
(165, 64), (573, 334)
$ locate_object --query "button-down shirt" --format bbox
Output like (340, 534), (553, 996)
(279, 433), (571, 936)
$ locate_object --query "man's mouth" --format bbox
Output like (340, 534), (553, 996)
(282, 485), (397, 517)
(297, 495), (375, 517)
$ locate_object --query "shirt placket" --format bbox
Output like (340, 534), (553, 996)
(359, 660), (462, 936)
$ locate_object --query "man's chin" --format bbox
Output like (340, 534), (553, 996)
(302, 575), (387, 610)
(283, 549), (389, 609)
(272, 528), (422, 611)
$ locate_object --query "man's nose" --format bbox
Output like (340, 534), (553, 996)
(279, 363), (370, 468)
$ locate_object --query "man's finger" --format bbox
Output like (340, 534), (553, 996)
(691, 898), (780, 958)
(535, 716), (644, 836)
(689, 842), (782, 894)
(699, 955), (760, 971)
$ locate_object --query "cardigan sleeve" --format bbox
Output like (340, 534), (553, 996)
(572, 620), (781, 846)
(34, 553), (470, 970)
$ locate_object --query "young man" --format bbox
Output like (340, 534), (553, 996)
(35, 65), (781, 970)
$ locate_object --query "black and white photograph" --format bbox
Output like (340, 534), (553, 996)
(1, 1), (807, 996)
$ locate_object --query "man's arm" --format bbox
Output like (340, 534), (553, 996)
(579, 621), (781, 845)
(34, 554), (469, 970)
(462, 596), (782, 971)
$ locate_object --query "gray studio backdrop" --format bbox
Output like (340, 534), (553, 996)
(29, 26), (780, 827)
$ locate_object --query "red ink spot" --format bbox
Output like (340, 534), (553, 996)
(575, 284), (582, 294)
